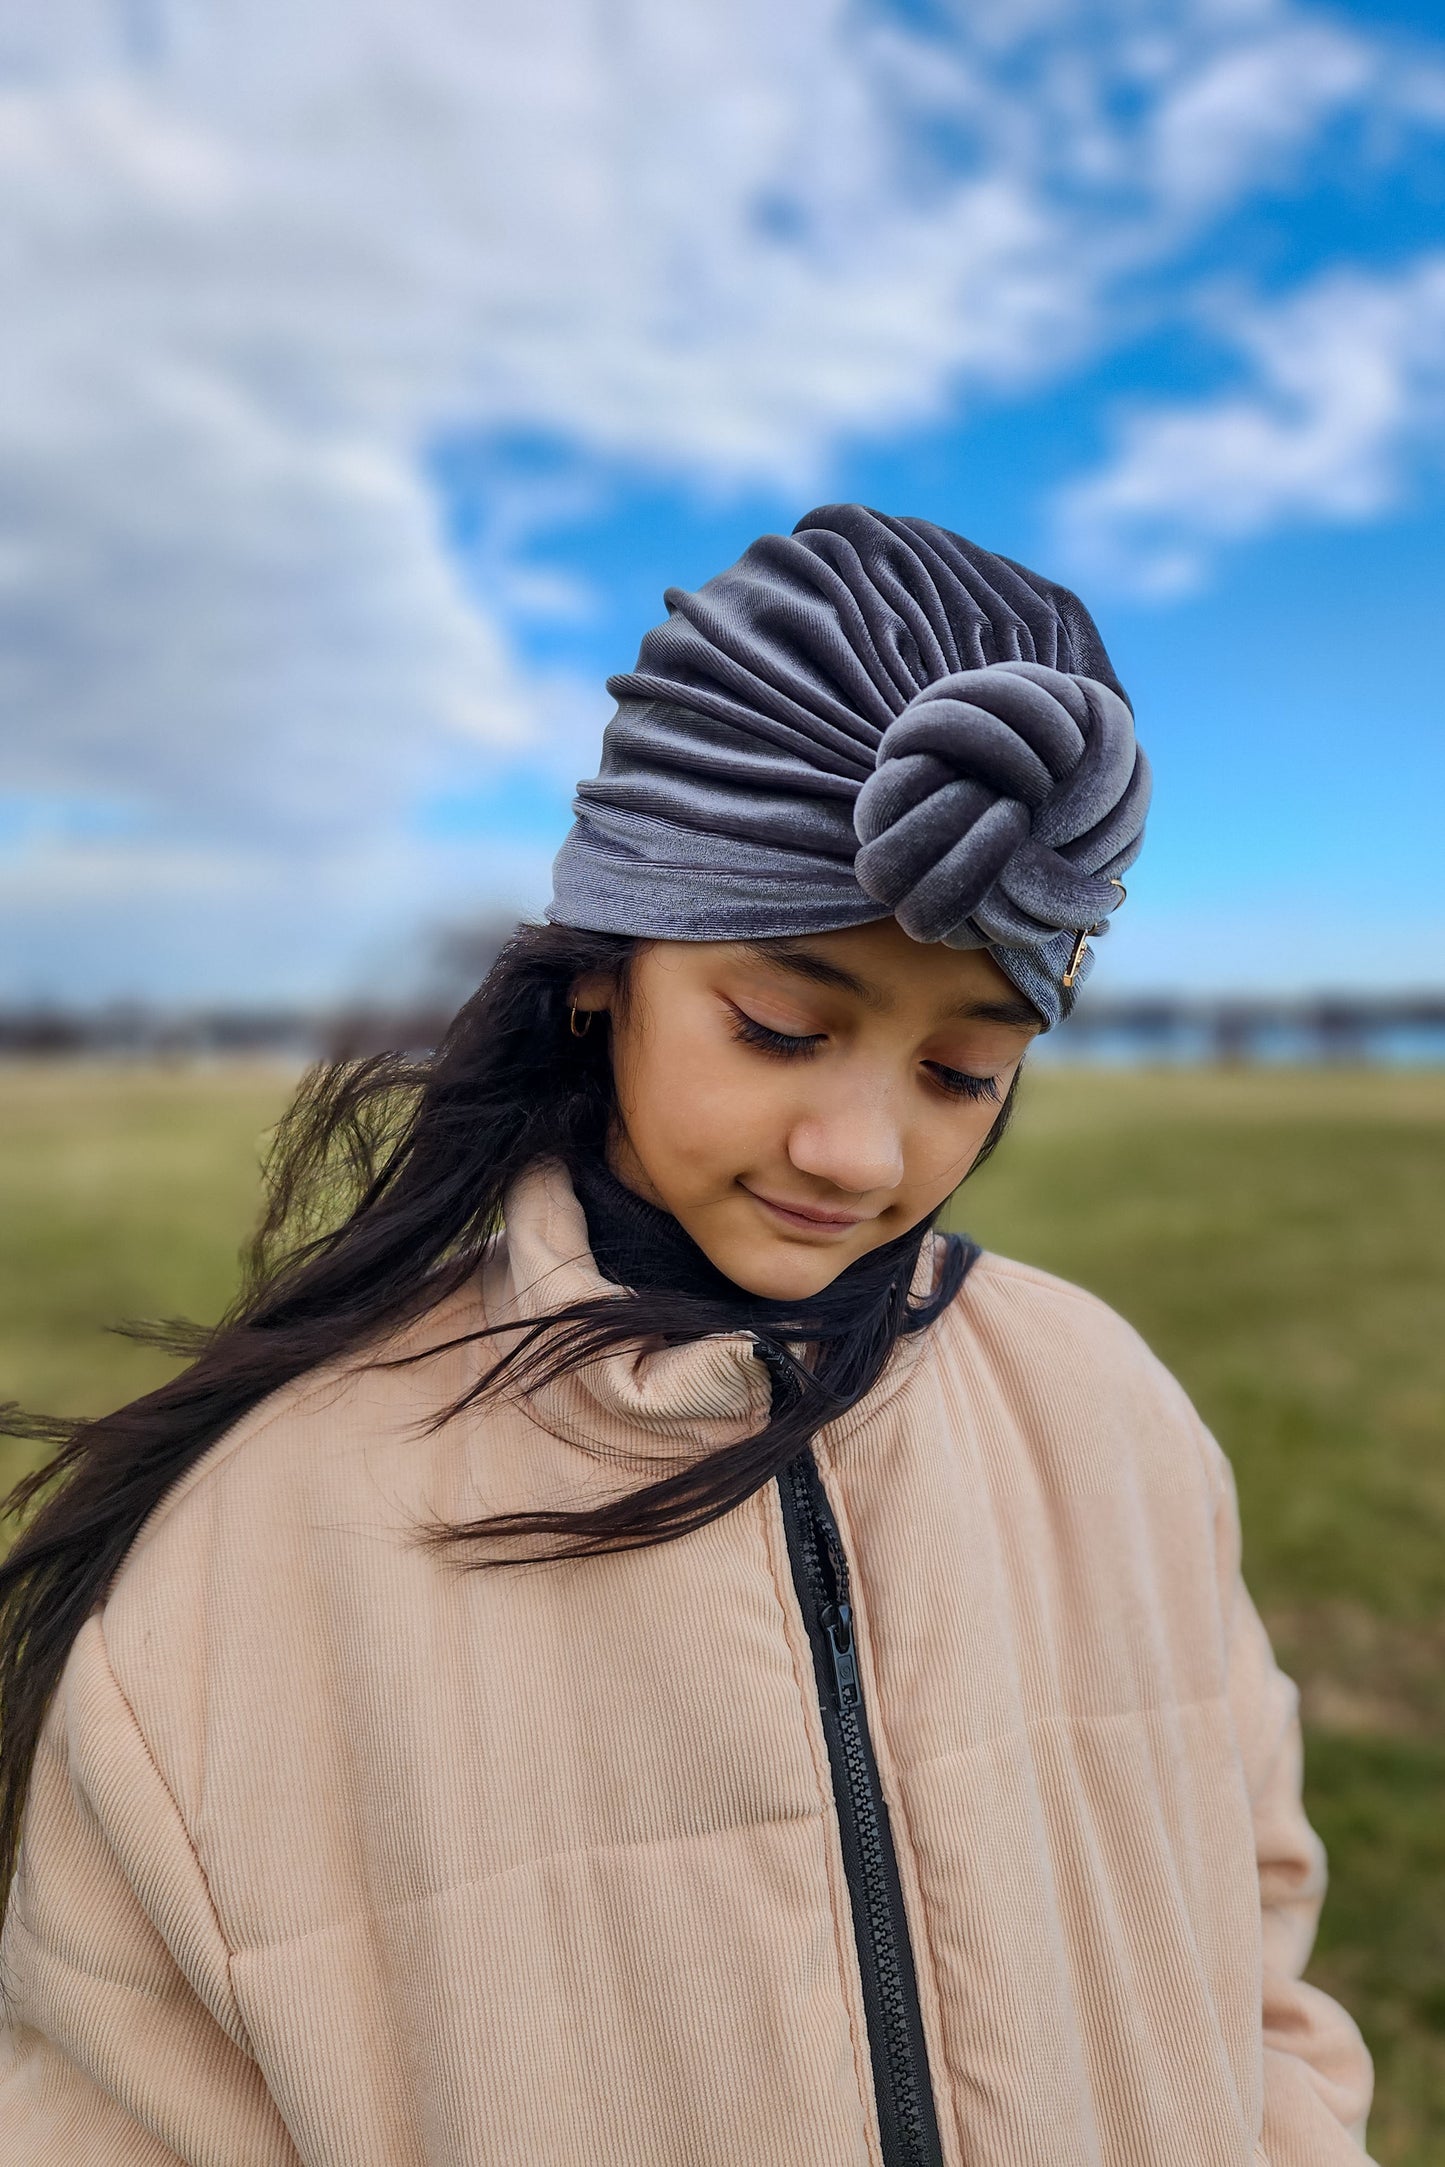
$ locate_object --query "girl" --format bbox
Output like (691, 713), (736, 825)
(0, 505), (1373, 2164)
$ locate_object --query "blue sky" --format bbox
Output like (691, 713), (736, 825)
(4, 0), (1445, 1002)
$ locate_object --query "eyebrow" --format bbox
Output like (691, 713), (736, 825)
(747, 941), (1043, 1032)
(747, 940), (885, 1008)
(945, 993), (1044, 1030)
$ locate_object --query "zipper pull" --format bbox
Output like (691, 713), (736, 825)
(752, 1335), (784, 1377)
(820, 1599), (861, 1714)
(754, 1336), (804, 1414)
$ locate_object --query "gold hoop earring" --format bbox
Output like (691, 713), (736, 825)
(569, 1006), (593, 1038)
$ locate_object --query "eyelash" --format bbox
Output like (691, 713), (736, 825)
(727, 1007), (1001, 1104)
(729, 1009), (825, 1060)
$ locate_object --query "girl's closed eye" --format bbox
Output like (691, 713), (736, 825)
(926, 1062), (1001, 1104)
(730, 1001), (1001, 1104)
(728, 1005), (826, 1059)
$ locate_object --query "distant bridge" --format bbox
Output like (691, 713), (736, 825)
(2, 992), (1444, 1064)
(1051, 992), (1445, 1064)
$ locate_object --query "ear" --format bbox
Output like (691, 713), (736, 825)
(568, 968), (615, 1015)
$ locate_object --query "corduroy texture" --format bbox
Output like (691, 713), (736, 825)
(547, 504), (1152, 1027)
(1, 1165), (1373, 2166)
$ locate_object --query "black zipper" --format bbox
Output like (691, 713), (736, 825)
(774, 1439), (946, 2167)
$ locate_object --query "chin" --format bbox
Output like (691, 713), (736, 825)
(711, 1240), (854, 1305)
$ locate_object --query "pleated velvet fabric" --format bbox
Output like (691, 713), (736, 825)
(548, 504), (1152, 1027)
(1, 1165), (1373, 2166)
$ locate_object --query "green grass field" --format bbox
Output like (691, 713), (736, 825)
(2, 1059), (1442, 2162)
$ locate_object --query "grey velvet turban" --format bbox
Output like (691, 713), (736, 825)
(547, 503), (1150, 1028)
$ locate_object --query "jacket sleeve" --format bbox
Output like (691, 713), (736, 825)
(0, 1614), (300, 2166)
(1205, 1431), (1377, 2167)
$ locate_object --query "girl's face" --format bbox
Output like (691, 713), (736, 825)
(574, 919), (1041, 1300)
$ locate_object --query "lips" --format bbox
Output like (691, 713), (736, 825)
(743, 1186), (871, 1233)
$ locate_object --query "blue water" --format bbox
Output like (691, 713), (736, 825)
(1032, 1023), (1445, 1068)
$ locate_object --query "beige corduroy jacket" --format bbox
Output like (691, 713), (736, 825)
(1, 1163), (1374, 2166)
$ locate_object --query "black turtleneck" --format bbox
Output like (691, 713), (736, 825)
(568, 1153), (974, 1386)
(571, 1154), (756, 1307)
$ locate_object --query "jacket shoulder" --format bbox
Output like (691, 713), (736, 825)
(964, 1246), (1151, 1337)
(135, 1273), (493, 1535)
(91, 1276), (501, 1817)
(958, 1245), (1175, 1366)
(940, 1246), (1223, 1491)
(101, 1276), (497, 1655)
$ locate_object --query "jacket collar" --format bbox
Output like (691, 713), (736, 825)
(484, 1161), (941, 1463)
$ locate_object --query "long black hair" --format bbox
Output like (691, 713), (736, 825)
(0, 921), (1024, 1910)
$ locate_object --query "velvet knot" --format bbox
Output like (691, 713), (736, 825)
(852, 659), (1151, 950)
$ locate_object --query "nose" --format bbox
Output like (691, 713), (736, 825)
(785, 1088), (905, 1198)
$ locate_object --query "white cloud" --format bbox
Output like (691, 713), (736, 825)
(1, 0), (1441, 996)
(1142, 17), (1372, 211)
(1055, 255), (1445, 593)
(0, 828), (563, 1005)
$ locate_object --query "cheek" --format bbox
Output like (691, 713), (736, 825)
(903, 1098), (1002, 1200)
(616, 1012), (777, 1178)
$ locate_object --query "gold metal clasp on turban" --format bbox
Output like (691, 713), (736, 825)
(1063, 928), (1091, 988)
(1062, 877), (1127, 989)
